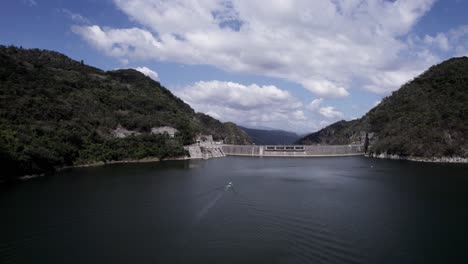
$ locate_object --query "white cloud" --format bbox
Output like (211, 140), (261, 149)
(418, 25), (468, 56)
(320, 120), (332, 127)
(135, 66), (159, 81)
(319, 106), (344, 119)
(424, 33), (450, 51)
(364, 70), (422, 94)
(292, 110), (307, 121)
(301, 80), (349, 97)
(178, 80), (301, 111)
(73, 0), (440, 97)
(71, 26), (161, 59)
(307, 98), (344, 121)
(58, 9), (91, 24)
(446, 26), (468, 57)
(175, 80), (316, 131)
(307, 98), (323, 111)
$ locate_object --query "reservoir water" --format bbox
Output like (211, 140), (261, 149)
(1, 156), (468, 264)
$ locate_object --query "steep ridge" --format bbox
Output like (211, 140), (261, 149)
(239, 126), (301, 145)
(299, 57), (468, 160)
(0, 46), (251, 180)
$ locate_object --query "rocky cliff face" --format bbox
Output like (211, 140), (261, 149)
(299, 57), (468, 159)
(185, 145), (225, 159)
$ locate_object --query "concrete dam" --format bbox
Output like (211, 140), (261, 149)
(221, 144), (365, 157)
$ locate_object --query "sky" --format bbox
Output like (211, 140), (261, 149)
(1, 0), (468, 134)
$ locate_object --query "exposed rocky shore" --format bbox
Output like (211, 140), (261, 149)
(369, 153), (468, 163)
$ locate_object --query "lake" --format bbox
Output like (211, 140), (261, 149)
(1, 156), (468, 264)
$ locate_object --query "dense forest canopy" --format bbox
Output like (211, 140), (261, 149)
(0, 46), (251, 181)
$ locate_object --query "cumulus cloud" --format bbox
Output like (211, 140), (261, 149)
(419, 25), (468, 56)
(175, 80), (316, 131)
(307, 98), (344, 121)
(318, 106), (344, 119)
(307, 98), (323, 111)
(301, 80), (349, 97)
(364, 24), (468, 93)
(73, 0), (442, 97)
(424, 33), (450, 51)
(135, 66), (159, 81)
(178, 80), (301, 110)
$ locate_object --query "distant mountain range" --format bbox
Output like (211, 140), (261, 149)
(0, 46), (251, 180)
(239, 126), (301, 145)
(299, 57), (468, 160)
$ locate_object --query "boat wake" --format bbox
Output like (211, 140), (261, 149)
(195, 182), (235, 223)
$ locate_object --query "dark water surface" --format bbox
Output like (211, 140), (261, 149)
(1, 157), (468, 264)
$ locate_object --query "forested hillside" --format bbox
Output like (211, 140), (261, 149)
(0, 46), (251, 180)
(299, 57), (468, 159)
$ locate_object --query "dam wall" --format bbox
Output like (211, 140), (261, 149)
(185, 145), (225, 159)
(222, 145), (365, 157)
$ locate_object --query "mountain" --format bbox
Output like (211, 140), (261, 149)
(195, 113), (252, 144)
(240, 126), (301, 145)
(299, 120), (363, 145)
(299, 57), (468, 159)
(0, 45), (251, 181)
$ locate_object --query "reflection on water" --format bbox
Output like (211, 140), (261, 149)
(1, 157), (468, 264)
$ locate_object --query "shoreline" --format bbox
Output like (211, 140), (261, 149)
(11, 152), (468, 183)
(18, 156), (192, 182)
(368, 153), (468, 164)
(14, 146), (227, 183)
(60, 157), (162, 170)
(58, 155), (200, 170)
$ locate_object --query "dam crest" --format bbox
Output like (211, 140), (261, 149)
(221, 144), (365, 157)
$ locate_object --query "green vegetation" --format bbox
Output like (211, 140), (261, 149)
(299, 57), (468, 158)
(298, 120), (362, 145)
(77, 134), (187, 164)
(196, 113), (251, 145)
(0, 46), (251, 181)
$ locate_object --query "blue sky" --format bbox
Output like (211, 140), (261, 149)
(1, 0), (467, 133)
